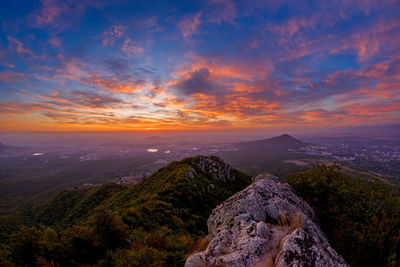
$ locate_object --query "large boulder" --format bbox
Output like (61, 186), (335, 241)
(185, 174), (348, 267)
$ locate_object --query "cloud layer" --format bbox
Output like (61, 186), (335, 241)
(0, 0), (399, 131)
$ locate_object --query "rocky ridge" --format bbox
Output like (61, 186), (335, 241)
(186, 156), (235, 181)
(185, 173), (348, 267)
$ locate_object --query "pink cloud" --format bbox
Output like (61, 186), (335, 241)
(0, 71), (26, 82)
(30, 0), (65, 26)
(179, 12), (202, 38)
(249, 39), (260, 49)
(55, 58), (87, 81)
(343, 19), (399, 62)
(267, 12), (325, 43)
(102, 25), (125, 46)
(206, 0), (237, 24)
(33, 57), (88, 84)
(7, 37), (33, 55)
(48, 36), (63, 47)
(178, 1), (236, 39)
(121, 38), (144, 56)
(269, 10), (400, 62)
(2, 63), (15, 68)
(27, 0), (106, 31)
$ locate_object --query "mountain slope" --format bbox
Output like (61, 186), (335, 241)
(107, 155), (252, 235)
(36, 155), (252, 265)
(238, 134), (307, 150)
(40, 156), (252, 230)
(219, 134), (310, 177)
(39, 183), (126, 226)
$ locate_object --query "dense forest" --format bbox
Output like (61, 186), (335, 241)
(0, 157), (399, 266)
(287, 164), (400, 267)
(0, 156), (251, 266)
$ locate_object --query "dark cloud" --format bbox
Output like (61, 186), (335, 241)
(103, 57), (131, 74)
(136, 67), (155, 74)
(66, 91), (125, 108)
(174, 68), (224, 96)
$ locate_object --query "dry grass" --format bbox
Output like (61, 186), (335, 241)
(265, 259), (275, 267)
(187, 236), (210, 255)
(276, 212), (305, 230)
(289, 212), (306, 229)
(276, 213), (291, 227)
(255, 257), (275, 267)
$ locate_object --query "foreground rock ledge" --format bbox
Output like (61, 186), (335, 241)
(185, 174), (349, 267)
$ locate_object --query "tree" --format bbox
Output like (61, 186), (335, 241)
(10, 225), (60, 266)
(286, 164), (400, 267)
(91, 206), (130, 250)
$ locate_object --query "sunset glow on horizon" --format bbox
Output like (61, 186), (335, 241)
(1, 0), (399, 131)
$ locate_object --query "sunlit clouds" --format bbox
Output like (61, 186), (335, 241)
(0, 0), (399, 131)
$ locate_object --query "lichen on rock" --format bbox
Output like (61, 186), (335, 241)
(185, 174), (348, 267)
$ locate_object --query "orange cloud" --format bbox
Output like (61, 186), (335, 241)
(81, 72), (147, 93)
(172, 55), (271, 83)
(2, 1), (400, 132)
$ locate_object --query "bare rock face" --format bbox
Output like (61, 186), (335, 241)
(185, 174), (348, 267)
(187, 156), (235, 181)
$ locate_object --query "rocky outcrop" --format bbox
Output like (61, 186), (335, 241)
(185, 174), (348, 267)
(186, 156), (235, 181)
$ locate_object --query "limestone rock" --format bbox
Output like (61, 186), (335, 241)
(191, 156), (234, 181)
(185, 174), (348, 267)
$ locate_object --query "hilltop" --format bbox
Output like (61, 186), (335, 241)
(219, 134), (310, 177)
(238, 134), (308, 150)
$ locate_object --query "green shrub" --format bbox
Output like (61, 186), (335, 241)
(10, 225), (61, 266)
(287, 164), (400, 267)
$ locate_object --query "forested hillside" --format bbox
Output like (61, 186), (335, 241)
(0, 157), (399, 266)
(0, 156), (251, 266)
(287, 164), (400, 267)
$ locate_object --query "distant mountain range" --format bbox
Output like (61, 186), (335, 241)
(0, 142), (27, 155)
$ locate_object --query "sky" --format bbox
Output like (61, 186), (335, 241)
(0, 0), (399, 132)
